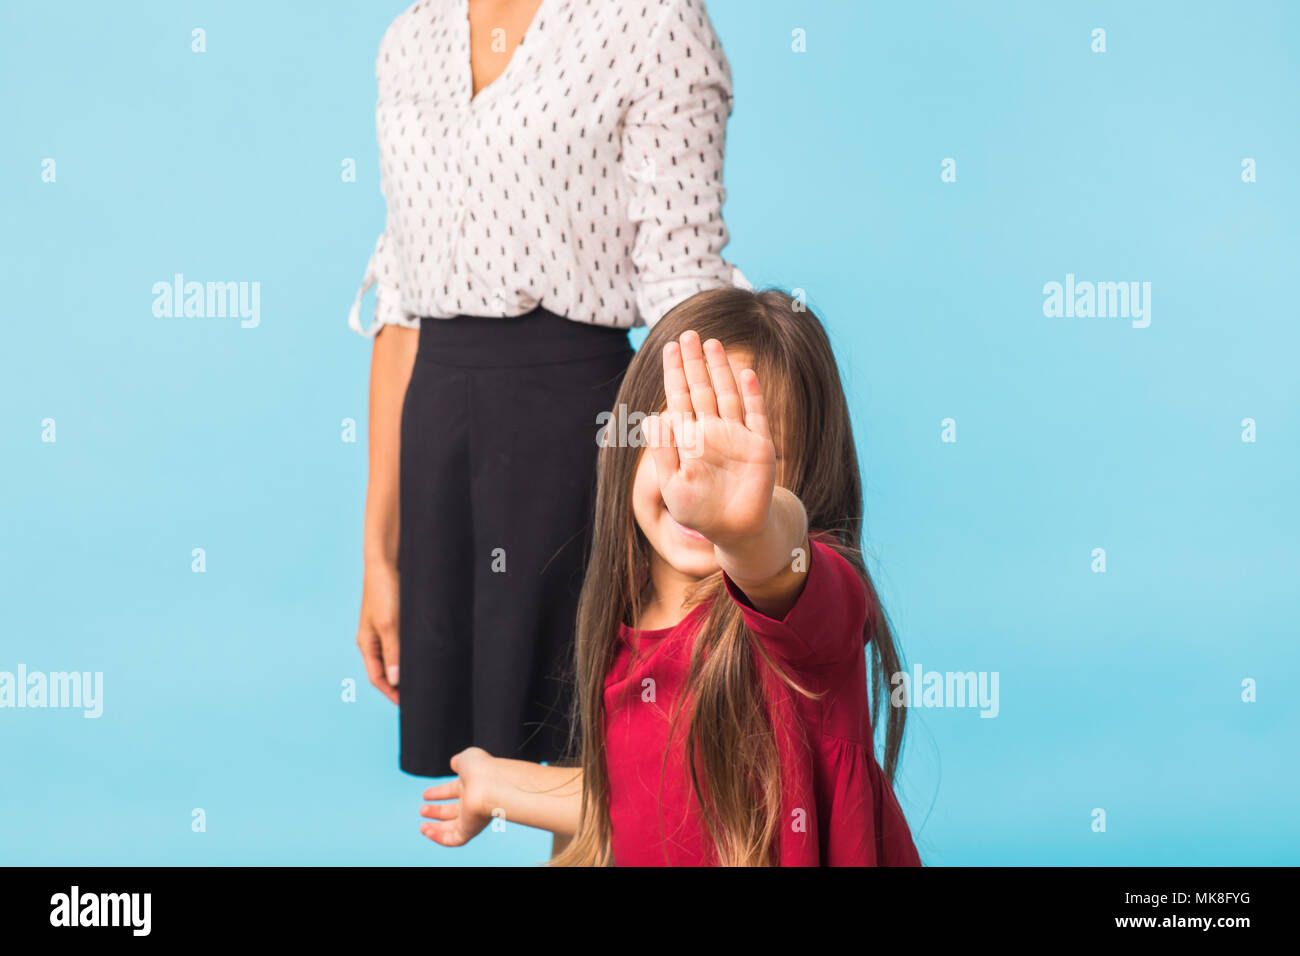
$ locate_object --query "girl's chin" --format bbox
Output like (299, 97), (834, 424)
(667, 514), (711, 543)
(658, 524), (720, 576)
(663, 552), (721, 578)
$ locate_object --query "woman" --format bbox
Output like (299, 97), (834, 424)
(350, 0), (744, 780)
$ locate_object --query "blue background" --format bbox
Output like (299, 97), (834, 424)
(1, 0), (1296, 865)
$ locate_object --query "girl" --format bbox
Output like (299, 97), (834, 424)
(419, 288), (921, 866)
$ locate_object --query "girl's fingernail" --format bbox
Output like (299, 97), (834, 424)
(387, 665), (399, 685)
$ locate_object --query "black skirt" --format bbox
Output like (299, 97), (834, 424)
(397, 305), (633, 776)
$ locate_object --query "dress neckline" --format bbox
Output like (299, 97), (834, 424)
(618, 601), (709, 644)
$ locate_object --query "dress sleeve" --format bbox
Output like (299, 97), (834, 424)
(621, 0), (739, 327)
(348, 24), (420, 338)
(721, 538), (869, 667)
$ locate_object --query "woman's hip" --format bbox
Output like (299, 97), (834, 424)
(414, 304), (632, 369)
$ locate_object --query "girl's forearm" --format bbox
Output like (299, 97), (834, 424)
(483, 758), (584, 836)
(713, 486), (810, 619)
(364, 325), (419, 566)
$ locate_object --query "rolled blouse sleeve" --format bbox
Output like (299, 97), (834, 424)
(622, 0), (739, 326)
(348, 230), (420, 338)
(348, 25), (420, 339)
(722, 538), (869, 667)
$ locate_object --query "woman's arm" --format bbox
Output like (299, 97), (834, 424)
(420, 748), (584, 846)
(355, 324), (418, 704)
(622, 0), (736, 325)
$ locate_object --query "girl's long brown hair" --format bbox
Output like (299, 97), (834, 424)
(550, 287), (906, 866)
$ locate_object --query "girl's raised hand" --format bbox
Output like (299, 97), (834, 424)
(644, 330), (776, 547)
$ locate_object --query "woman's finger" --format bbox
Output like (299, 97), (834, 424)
(357, 626), (399, 704)
(738, 368), (772, 440)
(678, 330), (718, 418)
(376, 616), (400, 692)
(703, 338), (743, 423)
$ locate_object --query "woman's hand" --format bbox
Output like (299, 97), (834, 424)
(356, 561), (401, 704)
(419, 747), (499, 847)
(644, 330), (776, 548)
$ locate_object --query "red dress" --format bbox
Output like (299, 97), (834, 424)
(604, 539), (922, 866)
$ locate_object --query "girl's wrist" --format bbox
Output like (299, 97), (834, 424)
(473, 756), (507, 820)
(714, 487), (806, 583)
(704, 497), (774, 554)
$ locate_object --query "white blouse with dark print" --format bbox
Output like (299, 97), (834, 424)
(348, 0), (747, 336)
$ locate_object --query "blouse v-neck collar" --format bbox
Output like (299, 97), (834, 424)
(462, 0), (555, 110)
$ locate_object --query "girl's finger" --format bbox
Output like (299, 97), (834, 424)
(662, 341), (693, 419)
(678, 330), (718, 418)
(422, 779), (461, 801)
(644, 414), (680, 481)
(703, 338), (744, 423)
(420, 802), (460, 821)
(738, 368), (772, 440)
(420, 820), (466, 846)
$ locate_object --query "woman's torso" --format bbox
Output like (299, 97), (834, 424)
(374, 0), (735, 327)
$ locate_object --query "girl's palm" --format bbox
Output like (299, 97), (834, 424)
(419, 747), (495, 847)
(646, 331), (776, 544)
